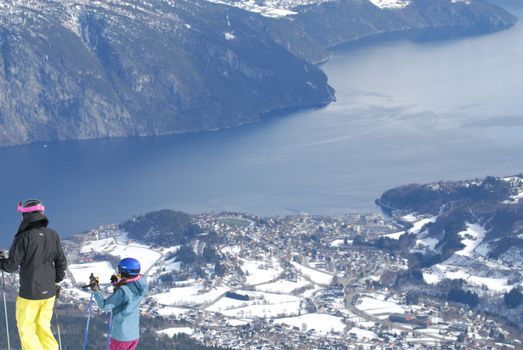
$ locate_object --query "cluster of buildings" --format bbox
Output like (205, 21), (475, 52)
(57, 211), (520, 349)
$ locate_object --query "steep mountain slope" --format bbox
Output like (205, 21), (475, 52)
(269, 0), (518, 61)
(372, 175), (523, 327)
(376, 175), (523, 266)
(0, 0), (334, 146)
(0, 0), (517, 146)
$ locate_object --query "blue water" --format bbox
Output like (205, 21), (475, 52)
(0, 0), (522, 245)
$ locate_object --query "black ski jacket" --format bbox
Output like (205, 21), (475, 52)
(1, 212), (67, 300)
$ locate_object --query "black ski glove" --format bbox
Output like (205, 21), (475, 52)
(88, 273), (100, 291)
(110, 274), (119, 285)
(0, 252), (6, 270)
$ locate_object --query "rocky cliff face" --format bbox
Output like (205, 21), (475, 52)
(0, 0), (335, 145)
(0, 0), (517, 146)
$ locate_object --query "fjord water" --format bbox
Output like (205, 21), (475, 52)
(0, 1), (522, 244)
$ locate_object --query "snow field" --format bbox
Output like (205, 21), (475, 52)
(68, 261), (115, 286)
(240, 258), (283, 285)
(154, 306), (191, 317)
(157, 327), (194, 337)
(274, 313), (346, 335)
(226, 318), (251, 326)
(80, 238), (114, 252)
(290, 261), (333, 285)
(369, 0), (410, 9)
(423, 265), (512, 293)
(330, 239), (346, 247)
(356, 296), (406, 319)
(455, 223), (486, 257)
(415, 236), (439, 251)
(402, 214), (418, 222)
(348, 327), (378, 340)
(212, 300), (301, 319)
(506, 191), (523, 204)
(408, 216), (437, 235)
(205, 0), (298, 17)
(154, 284), (229, 307)
(81, 237), (162, 274)
(206, 290), (302, 319)
(383, 231), (405, 240)
(255, 277), (312, 294)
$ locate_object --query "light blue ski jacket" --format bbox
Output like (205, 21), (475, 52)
(93, 276), (149, 341)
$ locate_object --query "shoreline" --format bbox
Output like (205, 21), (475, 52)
(0, 19), (517, 148)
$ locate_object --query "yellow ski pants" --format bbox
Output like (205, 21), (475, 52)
(16, 296), (59, 350)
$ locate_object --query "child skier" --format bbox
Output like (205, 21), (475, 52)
(89, 258), (148, 350)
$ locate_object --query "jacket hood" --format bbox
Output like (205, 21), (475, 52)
(17, 212), (49, 235)
(125, 276), (148, 297)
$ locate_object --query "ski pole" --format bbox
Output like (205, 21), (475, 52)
(53, 286), (63, 350)
(82, 293), (94, 350)
(105, 311), (113, 350)
(2, 270), (10, 350)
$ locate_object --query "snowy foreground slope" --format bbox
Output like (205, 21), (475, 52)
(45, 198), (523, 348)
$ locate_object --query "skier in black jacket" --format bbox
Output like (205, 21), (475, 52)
(0, 199), (67, 350)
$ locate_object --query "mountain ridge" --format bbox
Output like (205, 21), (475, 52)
(0, 0), (517, 146)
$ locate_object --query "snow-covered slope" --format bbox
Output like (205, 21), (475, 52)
(204, 0), (476, 17)
(205, 0), (332, 17)
(368, 0), (410, 9)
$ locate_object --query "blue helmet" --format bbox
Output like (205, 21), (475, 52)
(117, 258), (141, 277)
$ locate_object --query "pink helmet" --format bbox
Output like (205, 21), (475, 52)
(17, 199), (45, 214)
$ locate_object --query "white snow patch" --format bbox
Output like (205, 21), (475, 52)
(68, 261), (115, 286)
(155, 306), (190, 317)
(408, 217), (437, 235)
(255, 277), (312, 294)
(81, 237), (162, 275)
(157, 327), (194, 337)
(504, 191), (523, 204)
(275, 313), (345, 334)
(226, 319), (251, 326)
(206, 290), (302, 319)
(369, 0), (411, 9)
(240, 258), (283, 285)
(450, 0), (472, 4)
(402, 213), (418, 222)
(423, 265), (511, 293)
(423, 272), (441, 285)
(455, 223), (486, 257)
(356, 296), (406, 317)
(468, 276), (510, 292)
(331, 239), (350, 247)
(205, 0), (300, 17)
(415, 236), (439, 251)
(224, 32), (235, 40)
(348, 327), (378, 340)
(290, 261), (333, 286)
(154, 284), (228, 307)
(383, 231), (405, 240)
